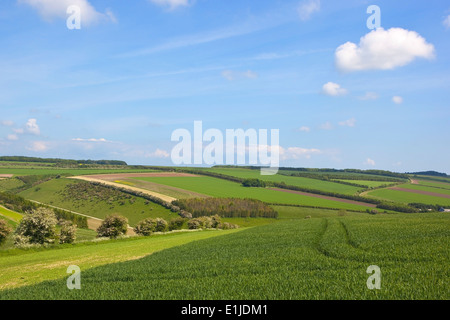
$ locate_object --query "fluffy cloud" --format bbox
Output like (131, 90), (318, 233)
(19, 0), (115, 25)
(1, 120), (14, 126)
(27, 141), (49, 152)
(280, 147), (321, 160)
(72, 138), (109, 142)
(322, 82), (348, 96)
(25, 118), (40, 135)
(338, 118), (356, 127)
(298, 0), (320, 21)
(148, 0), (190, 10)
(392, 96), (403, 104)
(148, 148), (170, 158)
(335, 28), (435, 72)
(298, 126), (310, 132)
(7, 134), (19, 141)
(365, 158), (376, 166)
(222, 70), (258, 81)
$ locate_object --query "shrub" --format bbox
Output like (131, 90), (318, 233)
(134, 218), (157, 236)
(211, 215), (222, 228)
(0, 219), (12, 245)
(59, 220), (77, 244)
(97, 214), (128, 238)
(155, 218), (168, 232)
(188, 218), (202, 230)
(14, 208), (58, 245)
(168, 217), (187, 231)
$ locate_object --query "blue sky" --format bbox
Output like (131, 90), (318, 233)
(0, 0), (449, 173)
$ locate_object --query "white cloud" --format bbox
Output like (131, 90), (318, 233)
(392, 96), (403, 104)
(280, 147), (321, 160)
(322, 82), (348, 96)
(72, 138), (109, 142)
(13, 128), (24, 134)
(444, 15), (450, 28)
(148, 148), (170, 158)
(298, 0), (320, 21)
(27, 141), (49, 152)
(7, 134), (19, 141)
(298, 126), (310, 132)
(335, 28), (435, 72)
(19, 0), (116, 25)
(25, 118), (40, 135)
(319, 122), (334, 130)
(365, 158), (376, 166)
(148, 0), (190, 10)
(359, 92), (378, 100)
(1, 120), (14, 126)
(338, 118), (356, 127)
(222, 70), (258, 81)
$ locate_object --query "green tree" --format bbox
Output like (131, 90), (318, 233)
(97, 214), (128, 238)
(14, 208), (58, 245)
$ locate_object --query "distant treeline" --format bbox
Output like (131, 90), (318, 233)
(0, 192), (88, 228)
(406, 171), (448, 177)
(0, 156), (127, 166)
(173, 198), (278, 218)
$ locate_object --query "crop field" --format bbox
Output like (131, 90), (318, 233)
(204, 167), (364, 195)
(395, 184), (450, 196)
(1, 212), (448, 300)
(366, 188), (450, 206)
(131, 175), (375, 211)
(18, 178), (175, 226)
(333, 180), (396, 188)
(416, 180), (450, 191)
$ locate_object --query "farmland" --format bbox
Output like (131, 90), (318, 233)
(0, 161), (449, 301)
(1, 213), (448, 300)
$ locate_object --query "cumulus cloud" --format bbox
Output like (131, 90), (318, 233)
(25, 118), (40, 135)
(297, 126), (310, 132)
(221, 70), (258, 81)
(280, 147), (321, 160)
(392, 96), (403, 104)
(322, 82), (348, 96)
(7, 134), (19, 141)
(365, 158), (376, 166)
(338, 118), (356, 127)
(19, 0), (116, 25)
(72, 138), (110, 142)
(27, 141), (49, 152)
(148, 0), (190, 10)
(298, 0), (320, 21)
(148, 148), (170, 158)
(1, 120), (14, 126)
(335, 28), (435, 72)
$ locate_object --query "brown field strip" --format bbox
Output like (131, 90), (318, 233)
(0, 174), (13, 178)
(69, 176), (177, 203)
(389, 187), (450, 199)
(270, 188), (377, 208)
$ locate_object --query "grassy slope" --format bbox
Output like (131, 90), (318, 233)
(396, 184), (450, 196)
(335, 180), (396, 188)
(204, 168), (362, 195)
(0, 229), (241, 291)
(417, 180), (450, 190)
(1, 212), (448, 300)
(132, 176), (373, 211)
(18, 178), (175, 226)
(367, 188), (450, 206)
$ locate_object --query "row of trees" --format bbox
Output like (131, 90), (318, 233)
(0, 156), (127, 166)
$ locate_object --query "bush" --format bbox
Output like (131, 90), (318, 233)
(59, 220), (77, 244)
(155, 218), (168, 232)
(168, 217), (187, 231)
(188, 218), (202, 230)
(134, 218), (157, 236)
(14, 208), (58, 245)
(97, 214), (128, 238)
(0, 219), (12, 245)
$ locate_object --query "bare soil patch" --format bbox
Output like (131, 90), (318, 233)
(271, 188), (377, 208)
(0, 174), (13, 178)
(389, 187), (450, 199)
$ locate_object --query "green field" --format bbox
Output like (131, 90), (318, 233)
(417, 180), (450, 191)
(366, 188), (450, 206)
(0, 229), (240, 291)
(1, 212), (448, 299)
(334, 180), (396, 188)
(18, 178), (176, 226)
(204, 167), (363, 195)
(0, 168), (157, 177)
(132, 176), (374, 211)
(396, 184), (450, 196)
(0, 206), (23, 223)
